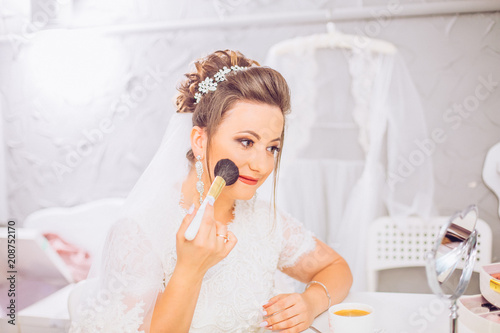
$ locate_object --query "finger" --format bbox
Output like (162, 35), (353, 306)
(274, 321), (306, 333)
(222, 231), (238, 255)
(263, 294), (298, 316)
(184, 194), (202, 236)
(215, 221), (228, 246)
(191, 193), (201, 210)
(263, 293), (289, 310)
(196, 200), (216, 240)
(265, 305), (301, 328)
(266, 312), (304, 331)
(215, 220), (228, 237)
(177, 203), (197, 236)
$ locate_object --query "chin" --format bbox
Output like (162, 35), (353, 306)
(232, 185), (258, 201)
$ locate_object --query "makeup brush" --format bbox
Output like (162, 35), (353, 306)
(184, 159), (239, 241)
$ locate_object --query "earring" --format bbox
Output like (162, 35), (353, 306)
(196, 155), (204, 205)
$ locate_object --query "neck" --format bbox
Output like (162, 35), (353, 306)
(181, 168), (235, 224)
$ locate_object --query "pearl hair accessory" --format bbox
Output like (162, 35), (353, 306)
(194, 65), (247, 104)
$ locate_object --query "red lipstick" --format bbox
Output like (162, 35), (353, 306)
(238, 175), (258, 185)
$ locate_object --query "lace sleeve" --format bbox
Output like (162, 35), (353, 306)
(277, 208), (317, 270)
(69, 218), (165, 333)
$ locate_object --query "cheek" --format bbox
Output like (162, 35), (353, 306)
(209, 140), (239, 162)
(260, 157), (276, 178)
(226, 150), (247, 166)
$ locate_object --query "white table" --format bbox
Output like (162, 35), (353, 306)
(0, 283), (74, 333)
(1, 287), (476, 333)
(306, 291), (476, 333)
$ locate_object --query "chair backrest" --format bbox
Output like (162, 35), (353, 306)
(23, 197), (125, 258)
(482, 141), (500, 219)
(366, 216), (492, 292)
(68, 280), (88, 320)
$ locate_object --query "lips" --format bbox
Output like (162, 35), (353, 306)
(239, 175), (258, 181)
(238, 175), (259, 185)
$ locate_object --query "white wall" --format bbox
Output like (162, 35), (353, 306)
(0, 0), (499, 262)
(0, 93), (7, 223)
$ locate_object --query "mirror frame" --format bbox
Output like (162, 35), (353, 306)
(426, 204), (478, 301)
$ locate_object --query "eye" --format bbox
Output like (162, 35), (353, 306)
(238, 139), (254, 148)
(268, 146), (281, 155)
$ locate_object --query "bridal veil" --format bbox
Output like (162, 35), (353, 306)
(69, 112), (194, 332)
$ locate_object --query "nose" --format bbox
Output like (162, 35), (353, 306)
(248, 147), (271, 175)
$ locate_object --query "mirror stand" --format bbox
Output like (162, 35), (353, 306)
(426, 205), (479, 333)
(450, 302), (458, 333)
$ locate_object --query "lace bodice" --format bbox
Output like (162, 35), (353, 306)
(69, 198), (317, 332)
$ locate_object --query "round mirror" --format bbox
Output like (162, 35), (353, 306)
(426, 204), (479, 333)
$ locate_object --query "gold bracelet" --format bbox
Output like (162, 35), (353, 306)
(305, 280), (331, 308)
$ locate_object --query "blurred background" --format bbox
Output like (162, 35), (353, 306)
(0, 0), (499, 299)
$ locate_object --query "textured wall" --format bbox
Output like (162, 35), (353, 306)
(0, 1), (499, 264)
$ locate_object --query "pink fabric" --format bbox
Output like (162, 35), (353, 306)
(43, 233), (92, 282)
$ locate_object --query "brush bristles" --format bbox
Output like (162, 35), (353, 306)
(214, 159), (239, 186)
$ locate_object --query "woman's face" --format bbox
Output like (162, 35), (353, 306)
(206, 100), (284, 201)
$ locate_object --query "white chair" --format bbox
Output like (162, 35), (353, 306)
(68, 279), (88, 320)
(18, 198), (125, 329)
(366, 216), (492, 292)
(23, 197), (125, 258)
(483, 141), (500, 218)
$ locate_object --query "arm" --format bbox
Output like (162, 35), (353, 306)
(262, 238), (352, 332)
(150, 266), (204, 333)
(149, 202), (237, 332)
(285, 239), (352, 316)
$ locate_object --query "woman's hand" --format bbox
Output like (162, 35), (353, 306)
(261, 293), (316, 333)
(175, 201), (237, 277)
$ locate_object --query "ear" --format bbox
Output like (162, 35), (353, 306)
(191, 126), (207, 158)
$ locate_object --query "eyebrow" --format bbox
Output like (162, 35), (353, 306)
(236, 130), (281, 143)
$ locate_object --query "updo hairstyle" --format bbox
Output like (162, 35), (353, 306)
(175, 49), (291, 212)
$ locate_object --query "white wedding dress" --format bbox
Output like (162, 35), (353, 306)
(69, 197), (317, 332)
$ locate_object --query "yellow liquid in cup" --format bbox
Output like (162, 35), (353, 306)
(334, 309), (370, 317)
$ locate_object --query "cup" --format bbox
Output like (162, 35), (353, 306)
(328, 302), (374, 333)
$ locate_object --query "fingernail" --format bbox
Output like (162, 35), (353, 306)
(259, 321), (268, 328)
(188, 203), (195, 214)
(207, 196), (215, 206)
(262, 310), (267, 316)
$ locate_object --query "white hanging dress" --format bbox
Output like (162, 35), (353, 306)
(261, 31), (435, 291)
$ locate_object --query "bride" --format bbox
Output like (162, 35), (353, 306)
(69, 49), (352, 333)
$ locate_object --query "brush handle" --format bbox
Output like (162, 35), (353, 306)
(184, 176), (226, 241)
(184, 195), (214, 241)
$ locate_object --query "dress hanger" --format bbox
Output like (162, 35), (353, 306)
(269, 10), (397, 56)
(321, 10), (397, 54)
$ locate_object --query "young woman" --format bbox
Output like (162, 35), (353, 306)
(70, 49), (352, 333)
